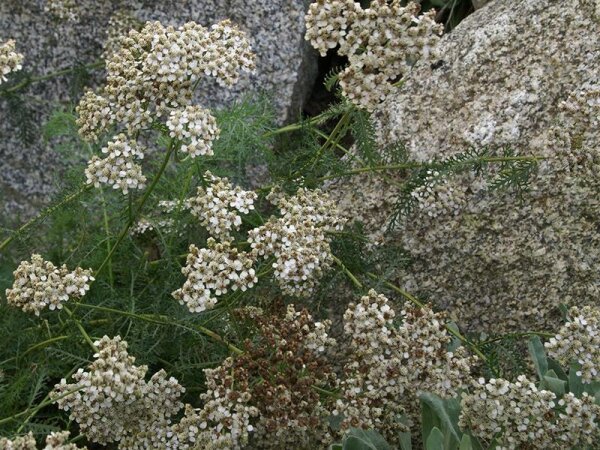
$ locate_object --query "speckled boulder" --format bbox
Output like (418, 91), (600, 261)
(333, 0), (600, 333)
(0, 0), (317, 217)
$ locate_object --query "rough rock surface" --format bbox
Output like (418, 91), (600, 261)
(333, 0), (600, 333)
(472, 0), (491, 9)
(0, 0), (316, 218)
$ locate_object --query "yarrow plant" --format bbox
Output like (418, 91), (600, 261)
(52, 336), (185, 447)
(1, 4), (600, 450)
(459, 376), (599, 449)
(84, 134), (147, 194)
(305, 0), (443, 110)
(5, 254), (93, 316)
(248, 187), (346, 296)
(0, 431), (84, 449)
(76, 18), (255, 193)
(0, 39), (24, 84)
(186, 171), (257, 241)
(545, 306), (599, 384)
(172, 238), (257, 313)
(335, 290), (474, 443)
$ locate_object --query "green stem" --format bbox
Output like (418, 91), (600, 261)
(95, 143), (176, 278)
(313, 111), (350, 164)
(63, 306), (97, 351)
(21, 335), (69, 358)
(479, 331), (554, 345)
(332, 255), (363, 290)
(0, 185), (91, 253)
(262, 106), (348, 138)
(99, 190), (114, 288)
(2, 61), (104, 94)
(366, 272), (424, 307)
(75, 303), (243, 355)
(0, 386), (80, 426)
(312, 385), (340, 399)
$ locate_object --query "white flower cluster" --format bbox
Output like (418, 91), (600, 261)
(459, 376), (600, 449)
(84, 134), (146, 194)
(76, 18), (254, 194)
(77, 19), (254, 142)
(305, 0), (443, 110)
(0, 39), (23, 84)
(335, 290), (473, 443)
(410, 169), (466, 218)
(52, 336), (185, 447)
(167, 106), (220, 157)
(44, 0), (78, 22)
(172, 239), (257, 313)
(186, 171), (257, 241)
(0, 431), (85, 450)
(248, 188), (346, 297)
(5, 254), (93, 316)
(545, 306), (599, 384)
(173, 359), (259, 449)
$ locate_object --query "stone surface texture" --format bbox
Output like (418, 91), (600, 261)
(471, 0), (491, 9)
(332, 0), (600, 332)
(0, 0), (316, 218)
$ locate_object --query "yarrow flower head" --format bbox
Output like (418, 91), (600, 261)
(305, 0), (443, 110)
(173, 359), (259, 449)
(459, 376), (600, 449)
(167, 106), (220, 157)
(84, 134), (146, 194)
(0, 431), (85, 449)
(172, 239), (257, 313)
(336, 290), (474, 443)
(545, 306), (599, 384)
(5, 254), (93, 316)
(0, 39), (24, 84)
(248, 188), (346, 297)
(186, 171), (257, 241)
(52, 336), (185, 446)
(173, 305), (336, 449)
(77, 19), (255, 143)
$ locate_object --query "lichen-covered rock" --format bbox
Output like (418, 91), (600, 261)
(333, 0), (600, 333)
(0, 0), (316, 218)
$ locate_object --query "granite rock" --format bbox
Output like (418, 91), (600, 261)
(332, 0), (600, 332)
(0, 0), (317, 218)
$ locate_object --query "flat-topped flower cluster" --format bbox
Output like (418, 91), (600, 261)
(5, 254), (93, 316)
(52, 336), (185, 448)
(77, 19), (255, 194)
(460, 376), (599, 449)
(0, 431), (84, 449)
(0, 39), (23, 84)
(305, 0), (443, 110)
(174, 185), (346, 310)
(545, 306), (599, 384)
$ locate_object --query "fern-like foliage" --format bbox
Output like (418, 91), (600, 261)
(488, 147), (539, 199)
(3, 91), (38, 145)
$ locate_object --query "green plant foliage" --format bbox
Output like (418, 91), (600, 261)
(339, 428), (392, 450)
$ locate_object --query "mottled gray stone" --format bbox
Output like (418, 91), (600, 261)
(0, 0), (317, 218)
(376, 0), (600, 162)
(471, 0), (491, 9)
(332, 0), (600, 332)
